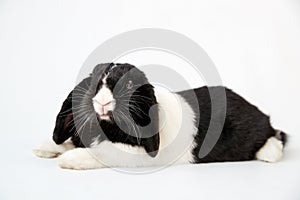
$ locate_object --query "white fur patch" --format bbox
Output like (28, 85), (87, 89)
(256, 137), (283, 163)
(58, 148), (104, 170)
(102, 74), (108, 84)
(58, 89), (198, 170)
(92, 84), (115, 120)
(33, 139), (75, 158)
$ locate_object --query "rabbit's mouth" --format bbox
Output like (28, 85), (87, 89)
(94, 110), (113, 121)
(93, 101), (114, 120)
(99, 113), (110, 120)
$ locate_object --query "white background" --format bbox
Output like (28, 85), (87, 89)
(1, 0), (300, 199)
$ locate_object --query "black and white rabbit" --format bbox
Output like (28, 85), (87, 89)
(33, 63), (287, 170)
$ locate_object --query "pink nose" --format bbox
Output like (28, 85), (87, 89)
(95, 99), (112, 106)
(100, 100), (112, 106)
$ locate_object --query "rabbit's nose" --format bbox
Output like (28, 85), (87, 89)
(93, 99), (112, 107)
(99, 100), (112, 107)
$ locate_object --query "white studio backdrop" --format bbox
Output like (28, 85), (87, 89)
(0, 0), (300, 200)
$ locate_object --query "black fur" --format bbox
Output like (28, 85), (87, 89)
(178, 87), (286, 163)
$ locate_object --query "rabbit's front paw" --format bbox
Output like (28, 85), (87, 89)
(33, 139), (74, 158)
(58, 148), (104, 170)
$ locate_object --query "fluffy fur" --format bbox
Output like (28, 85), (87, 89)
(33, 63), (288, 170)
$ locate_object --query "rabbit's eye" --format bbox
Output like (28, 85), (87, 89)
(126, 80), (134, 89)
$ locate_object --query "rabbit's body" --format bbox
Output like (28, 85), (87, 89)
(33, 63), (287, 170)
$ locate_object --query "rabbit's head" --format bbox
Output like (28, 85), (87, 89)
(74, 63), (160, 157)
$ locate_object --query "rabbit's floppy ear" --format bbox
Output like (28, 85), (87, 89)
(141, 104), (160, 157)
(134, 84), (160, 157)
(52, 76), (92, 144)
(52, 92), (74, 144)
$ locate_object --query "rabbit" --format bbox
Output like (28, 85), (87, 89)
(33, 63), (287, 170)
